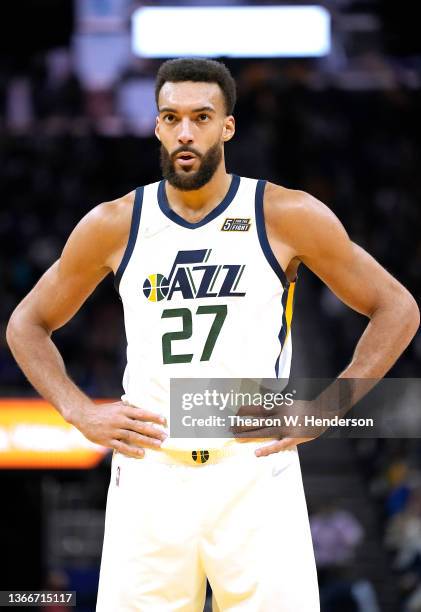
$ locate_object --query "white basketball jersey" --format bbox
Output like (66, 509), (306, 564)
(115, 174), (296, 450)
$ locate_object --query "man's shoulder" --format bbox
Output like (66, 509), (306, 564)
(255, 179), (342, 257)
(66, 190), (137, 269)
(91, 190), (136, 230)
(261, 180), (325, 232)
(263, 181), (316, 214)
(76, 189), (136, 251)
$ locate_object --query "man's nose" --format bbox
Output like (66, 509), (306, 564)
(177, 118), (194, 145)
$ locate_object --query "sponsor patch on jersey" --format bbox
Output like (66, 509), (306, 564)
(221, 218), (251, 232)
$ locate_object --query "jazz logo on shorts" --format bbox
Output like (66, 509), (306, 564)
(221, 218), (251, 231)
(192, 450), (210, 464)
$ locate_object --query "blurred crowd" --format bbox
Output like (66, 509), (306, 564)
(310, 502), (380, 612)
(354, 439), (421, 611)
(1, 46), (421, 611)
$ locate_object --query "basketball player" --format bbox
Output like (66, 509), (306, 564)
(7, 59), (419, 611)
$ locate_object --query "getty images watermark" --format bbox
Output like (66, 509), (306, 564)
(170, 378), (421, 439)
(181, 388), (295, 410)
(180, 387), (373, 433)
(177, 389), (374, 437)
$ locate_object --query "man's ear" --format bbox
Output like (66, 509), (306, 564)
(155, 116), (161, 141)
(223, 115), (235, 142)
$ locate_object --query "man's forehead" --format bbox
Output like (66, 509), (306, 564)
(158, 81), (224, 111)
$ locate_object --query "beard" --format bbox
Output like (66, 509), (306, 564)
(160, 141), (222, 191)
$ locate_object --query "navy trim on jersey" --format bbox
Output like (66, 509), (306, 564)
(114, 186), (144, 292)
(254, 179), (288, 289)
(275, 283), (290, 377)
(157, 174), (240, 229)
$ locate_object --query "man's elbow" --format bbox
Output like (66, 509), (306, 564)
(372, 284), (419, 338)
(397, 287), (420, 339)
(6, 304), (44, 350)
(406, 293), (420, 335)
(6, 307), (26, 350)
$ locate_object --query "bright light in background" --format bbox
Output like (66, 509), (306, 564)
(0, 399), (109, 469)
(132, 5), (331, 58)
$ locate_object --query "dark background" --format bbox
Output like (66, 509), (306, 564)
(1, 1), (420, 610)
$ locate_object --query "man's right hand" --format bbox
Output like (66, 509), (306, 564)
(70, 401), (168, 458)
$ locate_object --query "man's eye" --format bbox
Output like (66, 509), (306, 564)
(198, 114), (209, 121)
(164, 115), (175, 122)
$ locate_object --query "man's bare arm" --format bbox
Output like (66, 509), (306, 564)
(267, 184), (419, 379)
(6, 193), (167, 457)
(252, 184), (420, 455)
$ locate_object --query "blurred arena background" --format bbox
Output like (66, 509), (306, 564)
(1, 1), (420, 610)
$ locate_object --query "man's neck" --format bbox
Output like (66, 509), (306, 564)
(165, 164), (232, 222)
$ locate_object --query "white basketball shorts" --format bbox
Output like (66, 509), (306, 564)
(96, 442), (320, 611)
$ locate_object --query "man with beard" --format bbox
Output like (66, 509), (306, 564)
(7, 59), (419, 611)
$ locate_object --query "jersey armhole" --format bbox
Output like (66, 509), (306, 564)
(114, 186), (144, 293)
(254, 179), (288, 288)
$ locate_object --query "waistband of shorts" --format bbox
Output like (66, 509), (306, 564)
(114, 440), (276, 467)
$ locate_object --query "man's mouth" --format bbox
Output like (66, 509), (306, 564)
(176, 152), (196, 161)
(175, 152), (198, 167)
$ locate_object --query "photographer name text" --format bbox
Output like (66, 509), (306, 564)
(181, 415), (374, 428)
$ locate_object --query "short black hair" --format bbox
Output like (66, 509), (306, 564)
(155, 58), (236, 115)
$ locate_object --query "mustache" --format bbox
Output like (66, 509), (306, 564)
(171, 146), (202, 159)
